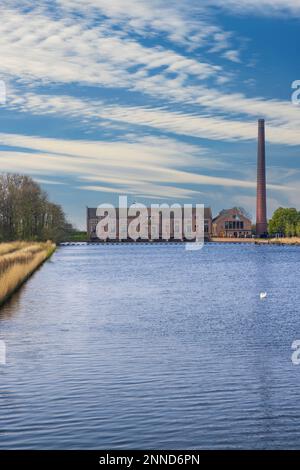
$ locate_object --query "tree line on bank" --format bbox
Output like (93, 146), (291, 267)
(0, 173), (73, 243)
(268, 207), (300, 237)
(1, 173), (298, 242)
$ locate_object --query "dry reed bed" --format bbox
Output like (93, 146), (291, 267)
(268, 237), (300, 245)
(254, 237), (300, 245)
(0, 241), (29, 256)
(0, 241), (55, 306)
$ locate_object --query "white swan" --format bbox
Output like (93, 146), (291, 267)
(260, 292), (267, 300)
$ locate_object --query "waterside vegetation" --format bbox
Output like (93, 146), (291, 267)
(0, 173), (73, 243)
(0, 241), (55, 306)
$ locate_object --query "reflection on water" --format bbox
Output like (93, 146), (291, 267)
(0, 244), (300, 449)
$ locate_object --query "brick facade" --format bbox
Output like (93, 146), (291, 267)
(212, 208), (252, 238)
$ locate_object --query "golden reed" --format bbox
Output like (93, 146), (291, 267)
(0, 241), (56, 306)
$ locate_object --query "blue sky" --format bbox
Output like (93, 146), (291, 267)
(0, 0), (299, 228)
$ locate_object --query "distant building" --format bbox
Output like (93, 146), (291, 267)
(212, 208), (252, 238)
(87, 207), (212, 241)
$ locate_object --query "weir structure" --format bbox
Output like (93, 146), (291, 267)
(256, 118), (268, 236)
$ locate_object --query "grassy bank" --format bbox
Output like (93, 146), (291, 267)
(261, 237), (300, 246)
(212, 237), (255, 243)
(0, 241), (56, 307)
(62, 230), (88, 242)
(212, 237), (300, 245)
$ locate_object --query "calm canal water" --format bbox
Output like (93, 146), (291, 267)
(0, 244), (300, 449)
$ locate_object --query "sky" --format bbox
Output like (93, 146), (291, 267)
(0, 0), (299, 228)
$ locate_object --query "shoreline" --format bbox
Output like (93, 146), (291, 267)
(0, 242), (56, 308)
(212, 237), (300, 246)
(60, 237), (300, 246)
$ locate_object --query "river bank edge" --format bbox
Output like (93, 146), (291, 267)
(0, 242), (56, 308)
(212, 237), (300, 246)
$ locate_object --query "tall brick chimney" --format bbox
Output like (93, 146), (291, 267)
(256, 118), (268, 236)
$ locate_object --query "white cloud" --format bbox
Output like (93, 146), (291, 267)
(209, 0), (300, 15)
(8, 91), (300, 146)
(34, 178), (66, 185)
(2, 1), (298, 148)
(57, 0), (233, 51)
(0, 0), (297, 224)
(0, 6), (220, 90)
(78, 184), (202, 199)
(0, 132), (290, 202)
(223, 50), (241, 63)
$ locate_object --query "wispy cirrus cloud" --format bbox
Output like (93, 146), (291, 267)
(8, 91), (300, 146)
(0, 0), (298, 221)
(0, 132), (291, 199)
(2, 1), (298, 146)
(57, 0), (239, 52)
(208, 0), (300, 15)
(0, 5), (222, 89)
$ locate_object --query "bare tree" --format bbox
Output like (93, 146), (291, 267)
(0, 174), (72, 242)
